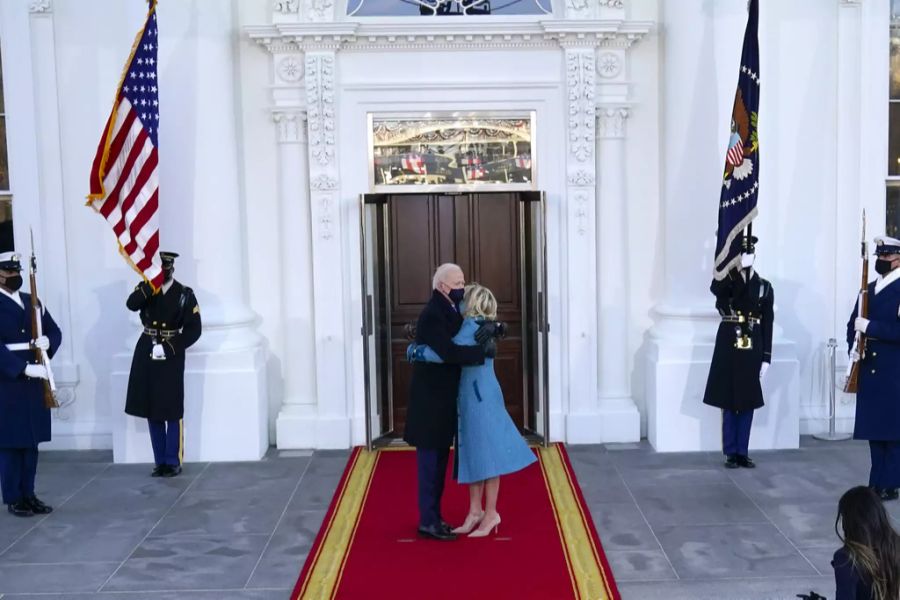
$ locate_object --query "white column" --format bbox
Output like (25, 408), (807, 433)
(596, 106), (640, 441)
(273, 109), (320, 447)
(112, 0), (268, 462)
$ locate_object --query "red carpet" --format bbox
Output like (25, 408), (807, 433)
(292, 444), (619, 600)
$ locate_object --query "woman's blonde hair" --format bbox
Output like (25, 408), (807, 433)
(463, 283), (497, 321)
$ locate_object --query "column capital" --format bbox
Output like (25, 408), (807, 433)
(596, 106), (629, 139)
(272, 109), (308, 144)
(28, 0), (52, 14)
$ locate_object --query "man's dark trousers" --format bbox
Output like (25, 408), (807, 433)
(417, 448), (449, 528)
(869, 441), (900, 490)
(722, 409), (754, 456)
(0, 447), (37, 505)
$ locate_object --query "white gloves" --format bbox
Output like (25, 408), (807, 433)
(31, 336), (50, 351)
(741, 253), (755, 268)
(151, 343), (166, 360)
(24, 364), (48, 380)
(850, 349), (861, 362)
(759, 361), (769, 379)
(854, 317), (870, 333)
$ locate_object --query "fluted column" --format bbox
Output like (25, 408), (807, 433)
(273, 109), (320, 447)
(596, 106), (640, 441)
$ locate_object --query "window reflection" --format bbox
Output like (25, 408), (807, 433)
(348, 0), (551, 17)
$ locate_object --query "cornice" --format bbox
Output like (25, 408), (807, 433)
(246, 20), (653, 53)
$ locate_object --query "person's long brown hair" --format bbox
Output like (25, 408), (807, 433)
(835, 486), (900, 600)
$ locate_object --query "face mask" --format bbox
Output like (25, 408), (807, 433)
(163, 268), (174, 283)
(740, 253), (755, 269)
(1, 274), (22, 292)
(876, 258), (895, 276)
(448, 288), (465, 305)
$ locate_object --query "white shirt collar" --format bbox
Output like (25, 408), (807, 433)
(162, 279), (174, 294)
(876, 267), (900, 294)
(0, 285), (23, 309)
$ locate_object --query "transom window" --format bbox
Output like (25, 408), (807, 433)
(347, 0), (551, 17)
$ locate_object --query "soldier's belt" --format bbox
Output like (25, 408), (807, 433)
(721, 315), (760, 325)
(4, 342), (30, 351)
(142, 327), (180, 339)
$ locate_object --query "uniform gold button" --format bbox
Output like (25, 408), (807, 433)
(873, 352), (878, 357)
(162, 322), (166, 327)
(872, 369), (876, 374)
(153, 321), (158, 325)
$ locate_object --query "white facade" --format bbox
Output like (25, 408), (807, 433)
(0, 0), (887, 458)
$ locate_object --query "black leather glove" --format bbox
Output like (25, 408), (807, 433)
(475, 321), (507, 344)
(482, 338), (497, 359)
(138, 280), (154, 297)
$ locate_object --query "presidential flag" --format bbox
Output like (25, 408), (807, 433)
(87, 0), (164, 290)
(713, 0), (760, 280)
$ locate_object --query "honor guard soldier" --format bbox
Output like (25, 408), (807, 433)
(848, 236), (900, 501)
(0, 251), (61, 516)
(703, 234), (774, 468)
(125, 251), (201, 477)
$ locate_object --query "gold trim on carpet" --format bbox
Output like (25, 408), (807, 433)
(294, 449), (379, 600)
(540, 444), (612, 600)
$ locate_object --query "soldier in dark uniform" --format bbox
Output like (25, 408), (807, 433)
(403, 263), (501, 540)
(703, 235), (774, 468)
(0, 252), (61, 517)
(125, 251), (201, 477)
(847, 236), (900, 501)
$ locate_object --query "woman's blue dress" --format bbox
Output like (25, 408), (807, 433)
(409, 318), (537, 484)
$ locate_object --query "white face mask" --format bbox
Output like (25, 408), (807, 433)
(740, 253), (755, 268)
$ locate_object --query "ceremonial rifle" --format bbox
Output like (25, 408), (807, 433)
(29, 229), (57, 408)
(844, 211), (867, 394)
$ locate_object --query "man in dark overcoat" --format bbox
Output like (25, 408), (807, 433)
(703, 235), (774, 469)
(125, 251), (201, 477)
(848, 236), (900, 501)
(0, 252), (61, 517)
(403, 263), (499, 540)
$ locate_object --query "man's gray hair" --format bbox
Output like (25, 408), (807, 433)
(432, 263), (461, 290)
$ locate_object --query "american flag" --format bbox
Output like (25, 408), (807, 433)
(713, 0), (760, 280)
(464, 166), (486, 180)
(87, 0), (163, 290)
(515, 154), (532, 170)
(401, 154), (426, 174)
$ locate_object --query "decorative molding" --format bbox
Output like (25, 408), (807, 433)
(246, 22), (652, 53)
(574, 192), (589, 236)
(305, 53), (336, 166)
(274, 0), (299, 13)
(318, 194), (335, 239)
(597, 106), (629, 139)
(310, 173), (338, 190)
(28, 0), (52, 13)
(601, 0), (625, 7)
(304, 0), (335, 21)
(277, 55), (304, 83)
(839, 0), (861, 5)
(568, 169), (595, 186)
(565, 0), (591, 16)
(273, 111), (307, 144)
(597, 52), (622, 79)
(566, 49), (596, 162)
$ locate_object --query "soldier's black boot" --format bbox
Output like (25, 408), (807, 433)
(724, 455), (740, 469)
(162, 464), (182, 478)
(736, 455), (756, 469)
(25, 496), (53, 514)
(151, 465), (166, 477)
(7, 501), (34, 517)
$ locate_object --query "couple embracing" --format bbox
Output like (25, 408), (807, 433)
(403, 263), (536, 541)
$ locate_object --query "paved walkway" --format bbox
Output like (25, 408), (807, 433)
(0, 438), (875, 599)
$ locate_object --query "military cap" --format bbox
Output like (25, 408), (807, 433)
(159, 251), (179, 267)
(0, 251), (22, 271)
(874, 236), (900, 256)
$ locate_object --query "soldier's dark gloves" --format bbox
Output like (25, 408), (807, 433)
(138, 281), (154, 297)
(482, 338), (497, 359)
(475, 321), (507, 344)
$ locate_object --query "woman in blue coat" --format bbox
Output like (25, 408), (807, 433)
(848, 236), (900, 501)
(407, 283), (537, 538)
(0, 252), (61, 517)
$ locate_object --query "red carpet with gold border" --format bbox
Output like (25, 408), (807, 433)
(292, 443), (619, 600)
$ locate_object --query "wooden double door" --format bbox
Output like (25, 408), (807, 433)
(360, 191), (549, 448)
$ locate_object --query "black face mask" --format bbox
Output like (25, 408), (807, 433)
(448, 288), (465, 305)
(163, 268), (174, 283)
(1, 274), (22, 292)
(876, 259), (895, 276)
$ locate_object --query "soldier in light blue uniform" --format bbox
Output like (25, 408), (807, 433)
(0, 252), (62, 517)
(848, 236), (900, 501)
(407, 283), (536, 538)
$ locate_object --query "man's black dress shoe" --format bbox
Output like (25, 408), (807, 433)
(7, 501), (34, 517)
(151, 465), (166, 477)
(162, 465), (182, 478)
(417, 524), (457, 541)
(25, 496), (53, 514)
(439, 520), (452, 534)
(724, 455), (739, 469)
(880, 488), (899, 501)
(736, 455), (756, 469)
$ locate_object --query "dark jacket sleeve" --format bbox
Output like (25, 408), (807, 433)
(172, 289), (201, 354)
(864, 288), (900, 342)
(847, 297), (859, 355)
(761, 281), (773, 362)
(832, 547), (861, 600)
(710, 270), (739, 314)
(417, 309), (484, 366)
(0, 343), (27, 379)
(41, 306), (62, 360)
(126, 282), (152, 312)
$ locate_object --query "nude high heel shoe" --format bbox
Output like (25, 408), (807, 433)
(468, 513), (501, 538)
(451, 512), (484, 535)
